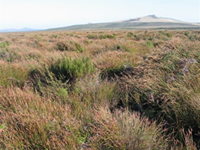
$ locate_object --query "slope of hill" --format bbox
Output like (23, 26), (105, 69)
(118, 15), (181, 23)
(49, 15), (200, 31)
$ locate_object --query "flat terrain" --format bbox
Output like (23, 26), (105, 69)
(0, 30), (200, 149)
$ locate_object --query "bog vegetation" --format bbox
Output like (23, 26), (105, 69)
(0, 30), (200, 149)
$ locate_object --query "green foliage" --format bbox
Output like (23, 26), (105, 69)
(134, 34), (140, 41)
(127, 32), (134, 37)
(29, 66), (69, 99)
(87, 34), (98, 39)
(52, 34), (58, 38)
(57, 42), (84, 52)
(0, 41), (10, 48)
(74, 42), (84, 52)
(0, 65), (29, 87)
(166, 33), (172, 38)
(0, 50), (21, 62)
(49, 57), (95, 83)
(116, 45), (121, 50)
(99, 34), (116, 39)
(0, 124), (5, 129)
(185, 31), (190, 36)
(189, 35), (197, 41)
(147, 40), (154, 48)
(36, 37), (41, 42)
(57, 42), (68, 51)
(87, 34), (115, 39)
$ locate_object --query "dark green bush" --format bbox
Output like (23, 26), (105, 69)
(189, 35), (197, 41)
(185, 32), (190, 37)
(134, 35), (140, 41)
(116, 45), (121, 50)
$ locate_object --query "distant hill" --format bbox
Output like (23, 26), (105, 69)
(117, 15), (182, 23)
(49, 15), (200, 31)
(0, 28), (41, 33)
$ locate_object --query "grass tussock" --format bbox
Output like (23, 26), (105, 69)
(119, 42), (200, 147)
(0, 30), (200, 149)
(89, 107), (168, 149)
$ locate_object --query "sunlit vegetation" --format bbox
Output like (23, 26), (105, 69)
(0, 30), (200, 149)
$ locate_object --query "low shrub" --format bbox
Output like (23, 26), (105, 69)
(87, 34), (115, 39)
(48, 57), (95, 83)
(147, 40), (154, 48)
(0, 41), (10, 48)
(73, 42), (84, 53)
(57, 42), (68, 51)
(185, 31), (190, 37)
(166, 33), (172, 38)
(127, 32), (134, 37)
(87, 34), (98, 39)
(99, 34), (116, 39)
(29, 57), (95, 95)
(0, 64), (29, 87)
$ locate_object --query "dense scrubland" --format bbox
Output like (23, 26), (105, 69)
(0, 30), (200, 149)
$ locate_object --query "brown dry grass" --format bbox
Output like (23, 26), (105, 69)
(0, 30), (200, 149)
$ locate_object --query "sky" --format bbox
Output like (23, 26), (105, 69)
(0, 0), (199, 29)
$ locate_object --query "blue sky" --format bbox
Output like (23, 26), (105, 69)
(0, 0), (199, 29)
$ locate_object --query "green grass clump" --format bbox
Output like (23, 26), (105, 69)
(29, 57), (95, 98)
(0, 41), (10, 48)
(166, 32), (172, 38)
(87, 34), (98, 39)
(87, 34), (115, 39)
(127, 32), (134, 37)
(49, 57), (95, 83)
(74, 42), (84, 52)
(0, 64), (29, 87)
(57, 41), (84, 52)
(99, 34), (116, 39)
(147, 40), (154, 48)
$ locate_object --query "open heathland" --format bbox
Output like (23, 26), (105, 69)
(0, 30), (200, 149)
